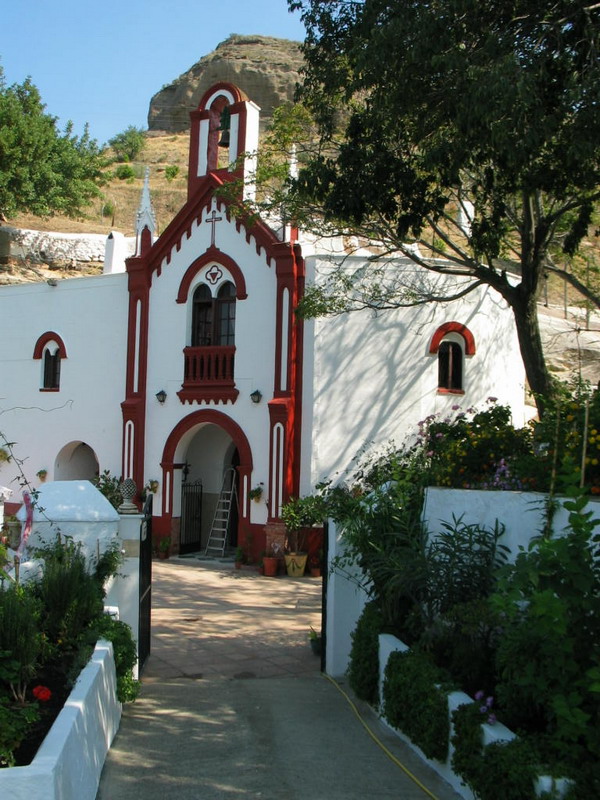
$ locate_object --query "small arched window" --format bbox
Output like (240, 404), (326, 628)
(438, 341), (463, 391)
(43, 346), (61, 390)
(191, 281), (236, 347)
(33, 332), (67, 392)
(429, 322), (475, 395)
(192, 284), (213, 346)
(216, 282), (236, 346)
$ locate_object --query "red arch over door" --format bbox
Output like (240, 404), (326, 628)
(162, 409), (253, 466)
(158, 410), (254, 541)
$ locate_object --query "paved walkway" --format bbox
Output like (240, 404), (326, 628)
(96, 558), (461, 800)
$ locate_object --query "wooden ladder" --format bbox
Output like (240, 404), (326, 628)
(204, 468), (238, 557)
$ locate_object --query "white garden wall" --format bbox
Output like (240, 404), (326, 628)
(0, 641), (121, 800)
(422, 487), (600, 554)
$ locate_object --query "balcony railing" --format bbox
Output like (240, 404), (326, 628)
(178, 345), (238, 404)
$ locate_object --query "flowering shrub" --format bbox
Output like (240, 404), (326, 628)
(416, 384), (600, 494)
(417, 400), (539, 491)
(0, 537), (138, 767)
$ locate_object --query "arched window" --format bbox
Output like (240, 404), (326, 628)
(429, 322), (475, 395)
(192, 284), (213, 346)
(191, 282), (236, 346)
(438, 341), (463, 391)
(33, 332), (67, 392)
(43, 346), (61, 390)
(216, 282), (236, 346)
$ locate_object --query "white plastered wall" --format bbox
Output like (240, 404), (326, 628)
(300, 254), (526, 491)
(0, 274), (128, 491)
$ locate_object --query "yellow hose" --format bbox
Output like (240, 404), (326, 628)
(322, 672), (441, 800)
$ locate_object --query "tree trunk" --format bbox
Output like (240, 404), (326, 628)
(510, 289), (555, 418)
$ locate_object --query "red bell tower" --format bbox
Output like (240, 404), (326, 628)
(187, 82), (260, 202)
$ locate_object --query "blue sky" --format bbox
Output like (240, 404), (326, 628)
(2, 0), (306, 146)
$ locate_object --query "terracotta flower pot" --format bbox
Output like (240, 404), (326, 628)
(263, 556), (279, 577)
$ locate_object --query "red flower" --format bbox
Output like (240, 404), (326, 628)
(32, 685), (52, 702)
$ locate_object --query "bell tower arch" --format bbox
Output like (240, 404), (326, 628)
(187, 82), (260, 201)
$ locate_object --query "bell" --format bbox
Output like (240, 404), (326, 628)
(218, 105), (231, 148)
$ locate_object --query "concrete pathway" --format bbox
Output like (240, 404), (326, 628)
(96, 558), (462, 800)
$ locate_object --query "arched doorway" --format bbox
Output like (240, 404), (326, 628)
(179, 424), (237, 554)
(160, 410), (253, 555)
(54, 441), (99, 481)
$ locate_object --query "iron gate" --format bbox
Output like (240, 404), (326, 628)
(180, 480), (203, 554)
(138, 494), (153, 672)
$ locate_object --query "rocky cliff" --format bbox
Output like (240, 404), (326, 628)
(148, 34), (304, 133)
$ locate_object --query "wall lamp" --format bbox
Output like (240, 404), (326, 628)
(155, 389), (167, 404)
(250, 389), (262, 404)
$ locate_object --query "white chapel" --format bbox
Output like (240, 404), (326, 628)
(0, 81), (525, 558)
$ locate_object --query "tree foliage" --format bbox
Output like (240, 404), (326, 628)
(0, 68), (104, 221)
(108, 125), (146, 163)
(286, 0), (600, 414)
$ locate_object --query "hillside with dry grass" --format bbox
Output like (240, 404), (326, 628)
(9, 132), (191, 238)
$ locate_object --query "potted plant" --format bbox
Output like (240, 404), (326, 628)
(36, 469), (48, 482)
(281, 495), (326, 577)
(248, 483), (264, 503)
(309, 551), (323, 578)
(263, 543), (281, 577)
(158, 536), (171, 559)
(309, 626), (322, 656)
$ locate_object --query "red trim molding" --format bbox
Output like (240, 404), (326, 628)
(176, 247), (248, 303)
(33, 332), (67, 359)
(160, 409), (254, 538)
(429, 322), (476, 356)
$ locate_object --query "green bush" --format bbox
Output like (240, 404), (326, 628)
(451, 702), (485, 786)
(347, 601), (382, 705)
(164, 165), (179, 181)
(115, 163), (135, 181)
(93, 470), (122, 510)
(491, 488), (600, 766)
(452, 702), (539, 800)
(383, 649), (450, 762)
(420, 401), (538, 490)
(0, 587), (42, 703)
(0, 697), (38, 767)
(474, 739), (539, 800)
(32, 538), (104, 644)
(108, 126), (145, 162)
(416, 384), (600, 495)
(88, 614), (139, 702)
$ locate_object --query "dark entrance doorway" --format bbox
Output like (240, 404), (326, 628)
(180, 480), (203, 554)
(228, 448), (240, 548)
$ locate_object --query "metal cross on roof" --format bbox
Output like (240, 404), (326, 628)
(206, 209), (223, 247)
